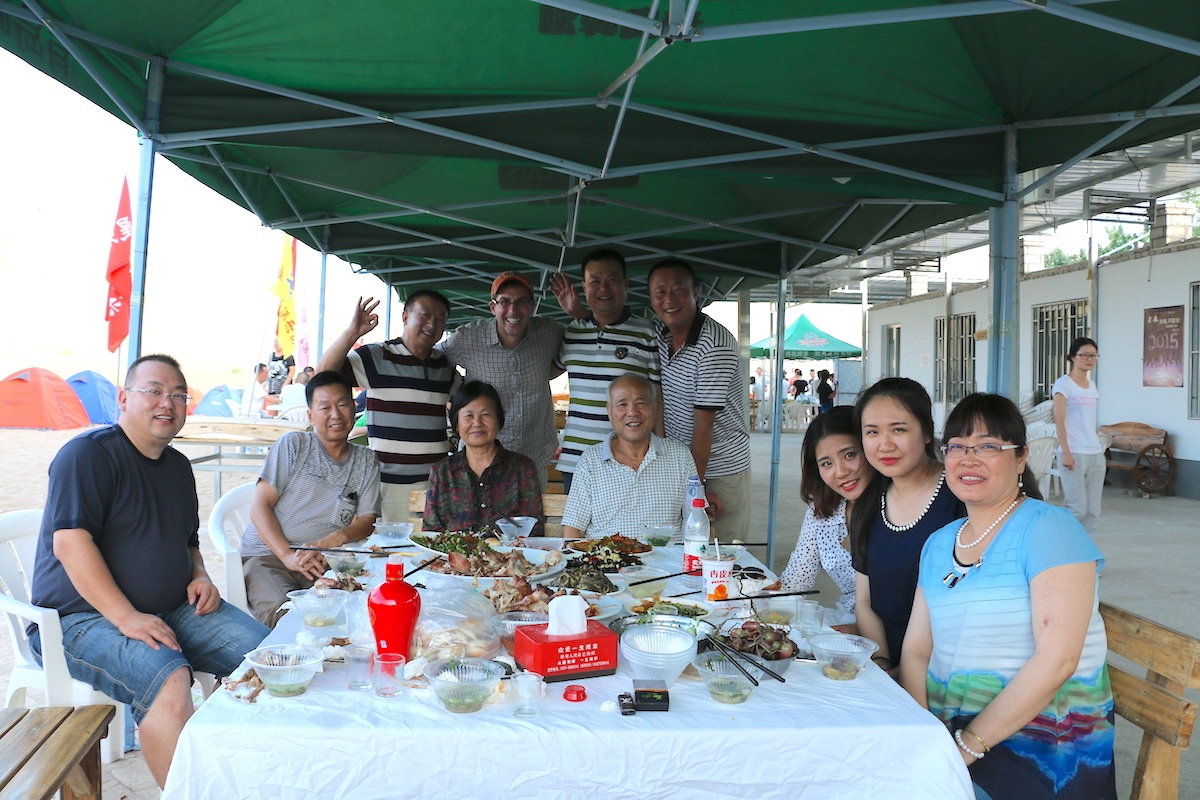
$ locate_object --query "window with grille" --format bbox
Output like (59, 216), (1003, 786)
(1031, 300), (1090, 404)
(1190, 283), (1199, 419)
(934, 313), (976, 403)
(882, 324), (901, 378)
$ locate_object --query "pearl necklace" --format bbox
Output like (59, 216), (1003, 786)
(881, 471), (945, 532)
(956, 495), (1023, 548)
(943, 496), (1023, 589)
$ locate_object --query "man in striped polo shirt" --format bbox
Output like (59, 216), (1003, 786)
(319, 292), (459, 521)
(648, 257), (752, 540)
(549, 248), (661, 494)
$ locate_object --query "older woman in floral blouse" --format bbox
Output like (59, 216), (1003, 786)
(424, 381), (544, 534)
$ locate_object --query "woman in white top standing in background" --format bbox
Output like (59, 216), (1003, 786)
(1052, 337), (1104, 533)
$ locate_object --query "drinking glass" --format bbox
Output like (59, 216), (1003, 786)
(511, 672), (545, 717)
(345, 645), (373, 691)
(797, 601), (824, 639)
(373, 652), (406, 698)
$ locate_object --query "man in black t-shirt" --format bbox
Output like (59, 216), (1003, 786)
(30, 354), (267, 788)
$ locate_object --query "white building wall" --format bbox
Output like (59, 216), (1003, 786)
(1094, 247), (1199, 465)
(864, 244), (1199, 497)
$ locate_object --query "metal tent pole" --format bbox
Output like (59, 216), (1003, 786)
(125, 58), (163, 373)
(987, 126), (1020, 398)
(765, 245), (788, 566)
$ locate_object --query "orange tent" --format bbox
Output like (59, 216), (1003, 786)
(0, 368), (91, 429)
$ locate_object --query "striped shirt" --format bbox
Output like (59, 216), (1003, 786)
(557, 309), (660, 475)
(438, 316), (564, 470)
(339, 339), (458, 485)
(562, 433), (697, 541)
(657, 313), (751, 478)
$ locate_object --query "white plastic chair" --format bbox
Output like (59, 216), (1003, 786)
(207, 482), (256, 614)
(0, 509), (126, 761)
(277, 405), (308, 422)
(1026, 436), (1059, 491)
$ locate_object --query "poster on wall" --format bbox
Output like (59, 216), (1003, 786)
(1142, 306), (1185, 387)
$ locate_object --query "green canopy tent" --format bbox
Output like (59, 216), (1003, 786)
(6, 0), (1200, 553)
(750, 315), (861, 361)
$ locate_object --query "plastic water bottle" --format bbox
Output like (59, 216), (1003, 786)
(685, 475), (706, 512)
(683, 498), (710, 578)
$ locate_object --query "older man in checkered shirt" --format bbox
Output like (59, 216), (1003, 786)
(562, 374), (696, 541)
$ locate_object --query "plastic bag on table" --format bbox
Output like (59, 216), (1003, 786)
(412, 585), (502, 661)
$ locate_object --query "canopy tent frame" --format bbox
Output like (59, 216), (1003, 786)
(7, 0), (1200, 557)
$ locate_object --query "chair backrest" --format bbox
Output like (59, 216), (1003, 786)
(407, 490), (567, 536)
(1025, 436), (1059, 482)
(206, 483), (256, 613)
(1100, 602), (1200, 800)
(277, 405), (308, 422)
(0, 509), (75, 702)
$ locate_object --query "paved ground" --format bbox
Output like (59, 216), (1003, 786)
(2, 432), (1196, 799)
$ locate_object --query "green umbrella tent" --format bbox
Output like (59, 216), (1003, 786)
(750, 315), (861, 361)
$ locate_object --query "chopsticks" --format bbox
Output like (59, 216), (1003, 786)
(702, 635), (759, 687)
(403, 555), (442, 579)
(708, 589), (819, 602)
(624, 568), (700, 587)
(704, 634), (786, 683)
(293, 545), (409, 555)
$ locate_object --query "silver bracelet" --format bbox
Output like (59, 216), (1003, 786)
(954, 727), (985, 760)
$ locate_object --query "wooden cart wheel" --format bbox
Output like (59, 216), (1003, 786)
(1132, 445), (1176, 495)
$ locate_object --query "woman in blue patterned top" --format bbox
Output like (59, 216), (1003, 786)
(901, 393), (1115, 799)
(424, 381), (544, 535)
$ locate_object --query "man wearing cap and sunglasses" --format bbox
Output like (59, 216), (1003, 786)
(438, 271), (565, 484)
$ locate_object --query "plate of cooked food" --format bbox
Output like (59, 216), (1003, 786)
(543, 563), (628, 595)
(409, 544), (565, 589)
(567, 533), (653, 555)
(483, 577), (623, 621)
(621, 595), (712, 619)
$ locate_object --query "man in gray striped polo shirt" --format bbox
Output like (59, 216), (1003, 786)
(549, 248), (661, 494)
(648, 257), (752, 540)
(239, 371), (381, 626)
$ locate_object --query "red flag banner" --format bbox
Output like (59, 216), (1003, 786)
(106, 178), (133, 352)
(273, 236), (298, 355)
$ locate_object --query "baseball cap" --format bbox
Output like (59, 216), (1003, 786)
(491, 271), (534, 297)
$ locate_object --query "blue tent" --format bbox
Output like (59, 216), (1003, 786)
(66, 370), (119, 425)
(195, 385), (242, 417)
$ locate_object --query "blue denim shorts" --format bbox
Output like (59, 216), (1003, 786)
(32, 600), (268, 724)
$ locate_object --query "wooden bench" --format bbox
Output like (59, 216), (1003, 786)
(0, 705), (115, 800)
(1098, 422), (1176, 495)
(1100, 602), (1200, 800)
(408, 490), (568, 537)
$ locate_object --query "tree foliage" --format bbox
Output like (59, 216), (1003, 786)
(1044, 246), (1087, 268)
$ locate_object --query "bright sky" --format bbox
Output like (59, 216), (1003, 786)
(0, 49), (391, 394)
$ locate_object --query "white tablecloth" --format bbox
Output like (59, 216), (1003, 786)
(163, 554), (972, 800)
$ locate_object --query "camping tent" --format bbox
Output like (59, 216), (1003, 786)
(750, 315), (861, 361)
(0, 368), (91, 430)
(66, 370), (120, 425)
(194, 385), (242, 417)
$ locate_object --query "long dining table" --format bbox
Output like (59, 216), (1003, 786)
(162, 550), (972, 799)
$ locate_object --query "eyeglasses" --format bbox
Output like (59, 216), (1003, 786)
(1075, 353), (1099, 359)
(941, 443), (1021, 460)
(126, 387), (192, 404)
(492, 297), (534, 310)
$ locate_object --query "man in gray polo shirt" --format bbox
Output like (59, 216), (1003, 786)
(240, 371), (381, 626)
(648, 257), (752, 540)
(562, 374), (695, 541)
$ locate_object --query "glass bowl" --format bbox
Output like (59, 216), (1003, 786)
(244, 645), (325, 697)
(692, 651), (761, 704)
(372, 521), (414, 547)
(424, 657), (506, 713)
(325, 550), (368, 577)
(619, 624), (696, 687)
(807, 633), (878, 681)
(619, 565), (670, 599)
(489, 611), (549, 655)
(287, 588), (349, 630)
